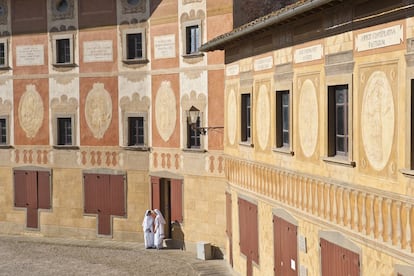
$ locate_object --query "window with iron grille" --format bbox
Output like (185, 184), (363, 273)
(186, 25), (200, 55)
(241, 93), (251, 142)
(276, 90), (290, 148)
(328, 85), (348, 157)
(57, 117), (72, 145)
(128, 116), (145, 146)
(0, 117), (7, 145)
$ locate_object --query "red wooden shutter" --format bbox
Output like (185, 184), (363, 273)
(110, 175), (125, 216)
(226, 192), (232, 237)
(249, 202), (259, 264)
(37, 171), (50, 209)
(238, 198), (248, 255)
(84, 174), (98, 214)
(170, 179), (183, 223)
(151, 176), (160, 210)
(26, 171), (38, 209)
(98, 174), (111, 214)
(14, 170), (27, 207)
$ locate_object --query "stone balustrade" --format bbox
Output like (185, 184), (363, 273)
(225, 157), (414, 259)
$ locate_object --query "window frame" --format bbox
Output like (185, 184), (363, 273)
(0, 115), (9, 147)
(123, 112), (149, 150)
(127, 116), (145, 147)
(53, 114), (77, 149)
(182, 20), (203, 58)
(122, 28), (148, 64)
(0, 38), (9, 69)
(186, 115), (202, 149)
(57, 117), (73, 146)
(241, 93), (252, 144)
(52, 33), (75, 67)
(275, 90), (291, 150)
(328, 84), (349, 157)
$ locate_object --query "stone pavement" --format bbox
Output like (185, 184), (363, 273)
(0, 234), (235, 276)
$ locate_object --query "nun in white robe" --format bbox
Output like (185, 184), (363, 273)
(142, 210), (154, 249)
(154, 209), (166, 249)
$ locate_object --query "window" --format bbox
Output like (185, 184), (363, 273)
(241, 93), (251, 142)
(276, 91), (290, 148)
(127, 33), (143, 60)
(0, 117), (7, 145)
(187, 116), (201, 149)
(56, 38), (71, 64)
(57, 117), (73, 146)
(411, 79), (414, 169)
(128, 116), (144, 146)
(185, 24), (200, 55)
(122, 29), (147, 63)
(0, 39), (9, 68)
(328, 85), (348, 157)
(52, 34), (74, 66)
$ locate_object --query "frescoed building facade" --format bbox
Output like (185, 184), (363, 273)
(0, 0), (232, 252)
(202, 0), (414, 275)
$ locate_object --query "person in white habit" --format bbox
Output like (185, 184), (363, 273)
(154, 209), (166, 250)
(142, 209), (154, 249)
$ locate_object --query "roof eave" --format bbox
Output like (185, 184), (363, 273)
(200, 0), (335, 52)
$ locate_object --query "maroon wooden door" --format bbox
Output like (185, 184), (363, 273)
(238, 198), (259, 276)
(274, 216), (298, 276)
(13, 170), (51, 229)
(84, 173), (126, 236)
(320, 238), (360, 276)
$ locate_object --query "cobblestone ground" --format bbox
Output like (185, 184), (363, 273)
(0, 235), (233, 276)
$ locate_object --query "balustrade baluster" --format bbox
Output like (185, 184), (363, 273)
(382, 199), (391, 243)
(391, 201), (401, 246)
(400, 203), (408, 249)
(357, 192), (365, 233)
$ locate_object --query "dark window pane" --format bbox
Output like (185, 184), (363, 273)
(57, 118), (72, 145)
(277, 91), (290, 147)
(186, 25), (199, 54)
(0, 118), (6, 144)
(127, 33), (143, 60)
(56, 39), (71, 64)
(0, 43), (5, 66)
(336, 137), (345, 153)
(331, 85), (348, 156)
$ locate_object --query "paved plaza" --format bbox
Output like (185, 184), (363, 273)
(0, 235), (234, 276)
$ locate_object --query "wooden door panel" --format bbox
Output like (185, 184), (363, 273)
(37, 171), (51, 209)
(170, 179), (183, 223)
(26, 171), (38, 209)
(98, 213), (111, 235)
(14, 170), (27, 208)
(151, 176), (160, 210)
(84, 174), (98, 214)
(321, 238), (360, 276)
(26, 208), (38, 229)
(98, 174), (111, 214)
(110, 175), (125, 216)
